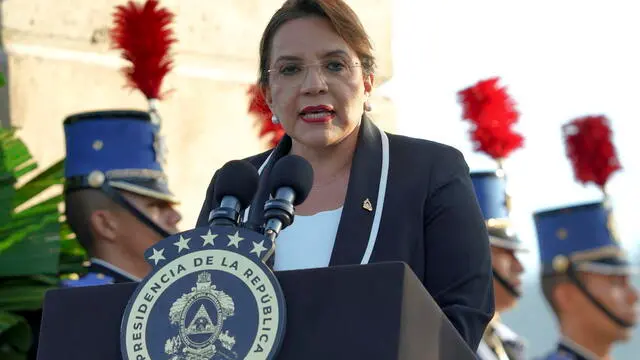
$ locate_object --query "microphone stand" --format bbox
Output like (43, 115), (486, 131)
(261, 229), (277, 265)
(257, 188), (296, 268)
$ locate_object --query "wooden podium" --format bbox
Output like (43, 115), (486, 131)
(36, 262), (476, 359)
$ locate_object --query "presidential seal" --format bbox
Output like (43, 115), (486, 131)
(120, 225), (286, 360)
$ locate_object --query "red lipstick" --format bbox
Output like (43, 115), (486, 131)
(299, 105), (335, 123)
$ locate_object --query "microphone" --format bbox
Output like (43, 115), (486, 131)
(262, 155), (314, 243)
(208, 160), (259, 227)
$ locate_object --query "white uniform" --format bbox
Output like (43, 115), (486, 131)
(477, 321), (526, 360)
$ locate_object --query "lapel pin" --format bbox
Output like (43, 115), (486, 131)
(362, 198), (373, 212)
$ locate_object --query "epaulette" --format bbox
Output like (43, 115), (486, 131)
(60, 273), (115, 288)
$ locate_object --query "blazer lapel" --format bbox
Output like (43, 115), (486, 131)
(329, 116), (383, 266)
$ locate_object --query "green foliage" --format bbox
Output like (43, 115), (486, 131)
(0, 311), (31, 360)
(0, 127), (85, 359)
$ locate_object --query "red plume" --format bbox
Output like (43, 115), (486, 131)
(457, 77), (524, 160)
(247, 84), (284, 148)
(563, 115), (621, 189)
(110, 0), (176, 100)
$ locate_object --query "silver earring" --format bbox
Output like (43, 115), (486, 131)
(271, 114), (280, 124)
(364, 101), (372, 112)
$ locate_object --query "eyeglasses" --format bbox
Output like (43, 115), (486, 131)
(267, 59), (362, 86)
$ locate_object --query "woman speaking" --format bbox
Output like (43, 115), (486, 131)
(197, 0), (494, 350)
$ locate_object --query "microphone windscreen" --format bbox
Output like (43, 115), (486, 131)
(213, 160), (259, 209)
(268, 155), (314, 206)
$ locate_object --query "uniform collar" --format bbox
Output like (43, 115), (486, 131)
(558, 336), (601, 360)
(478, 318), (526, 360)
(90, 258), (141, 283)
(489, 320), (522, 344)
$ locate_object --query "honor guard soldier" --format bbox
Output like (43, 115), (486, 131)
(457, 77), (528, 359)
(61, 110), (182, 287)
(472, 171), (527, 360)
(26, 1), (180, 358)
(534, 201), (638, 360)
(534, 115), (638, 359)
(59, 0), (182, 287)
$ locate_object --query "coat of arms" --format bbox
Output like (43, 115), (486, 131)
(165, 272), (237, 360)
(120, 226), (286, 360)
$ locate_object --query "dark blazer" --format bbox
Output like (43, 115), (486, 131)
(196, 116), (495, 350)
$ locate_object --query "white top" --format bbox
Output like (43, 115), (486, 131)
(273, 207), (343, 271)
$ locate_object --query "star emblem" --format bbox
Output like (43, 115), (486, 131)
(556, 228), (568, 240)
(149, 248), (166, 265)
(201, 230), (217, 247)
(173, 235), (191, 253)
(250, 240), (268, 257)
(227, 231), (244, 248)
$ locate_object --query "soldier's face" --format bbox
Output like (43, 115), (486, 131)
(116, 192), (182, 272)
(570, 272), (639, 341)
(121, 192), (182, 235)
(491, 246), (524, 312)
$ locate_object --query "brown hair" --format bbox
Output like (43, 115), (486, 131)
(258, 0), (376, 87)
(65, 189), (122, 254)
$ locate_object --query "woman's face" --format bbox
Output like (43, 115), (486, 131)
(265, 16), (373, 149)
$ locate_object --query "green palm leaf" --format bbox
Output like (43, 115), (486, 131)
(12, 159), (64, 210)
(0, 310), (32, 360)
(0, 127), (86, 358)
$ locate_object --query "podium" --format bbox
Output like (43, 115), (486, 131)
(37, 262), (476, 359)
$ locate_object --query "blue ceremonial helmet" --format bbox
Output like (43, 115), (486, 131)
(470, 171), (526, 252)
(471, 171), (527, 299)
(63, 110), (177, 238)
(534, 201), (632, 276)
